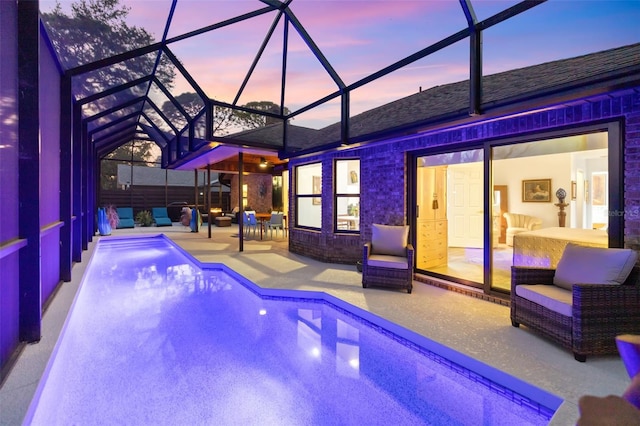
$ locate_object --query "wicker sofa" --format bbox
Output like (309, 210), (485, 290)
(511, 243), (640, 362)
(362, 224), (414, 293)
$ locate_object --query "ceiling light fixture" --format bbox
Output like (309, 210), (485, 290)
(259, 157), (268, 168)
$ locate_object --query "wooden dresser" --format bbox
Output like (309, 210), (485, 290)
(416, 165), (448, 269)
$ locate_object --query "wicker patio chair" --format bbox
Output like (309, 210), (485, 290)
(362, 224), (414, 293)
(511, 256), (640, 362)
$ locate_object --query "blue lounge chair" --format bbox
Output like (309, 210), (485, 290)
(152, 207), (172, 227)
(116, 207), (135, 229)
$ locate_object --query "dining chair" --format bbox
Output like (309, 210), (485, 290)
(266, 213), (285, 239)
(243, 211), (258, 237)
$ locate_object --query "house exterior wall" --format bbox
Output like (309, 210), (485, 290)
(288, 89), (640, 264)
(229, 174), (273, 213)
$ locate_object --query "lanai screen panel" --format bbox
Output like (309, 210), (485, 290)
(483, 1), (640, 77)
(81, 82), (151, 133)
(86, 101), (147, 134)
(38, 0), (638, 161)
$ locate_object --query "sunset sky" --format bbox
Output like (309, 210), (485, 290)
(41, 0), (640, 129)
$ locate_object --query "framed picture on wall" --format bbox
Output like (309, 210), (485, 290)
(522, 179), (551, 202)
(592, 173), (607, 206)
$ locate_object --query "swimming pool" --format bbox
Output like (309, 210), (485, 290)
(25, 235), (560, 425)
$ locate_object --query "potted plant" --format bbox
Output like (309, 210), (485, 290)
(105, 205), (120, 229)
(135, 210), (153, 227)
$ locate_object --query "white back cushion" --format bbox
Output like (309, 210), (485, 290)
(371, 224), (408, 257)
(553, 243), (638, 290)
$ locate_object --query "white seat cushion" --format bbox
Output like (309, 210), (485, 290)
(516, 284), (573, 317)
(553, 243), (638, 290)
(367, 254), (408, 270)
(371, 224), (409, 257)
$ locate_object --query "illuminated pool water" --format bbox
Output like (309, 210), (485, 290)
(25, 235), (560, 425)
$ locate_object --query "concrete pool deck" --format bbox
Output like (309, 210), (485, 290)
(0, 223), (631, 425)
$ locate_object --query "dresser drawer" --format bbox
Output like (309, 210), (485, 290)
(419, 247), (447, 268)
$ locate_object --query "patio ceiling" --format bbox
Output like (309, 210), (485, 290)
(38, 0), (637, 171)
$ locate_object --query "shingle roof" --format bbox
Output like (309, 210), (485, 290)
(221, 43), (640, 155)
(295, 42), (640, 150)
(225, 122), (319, 151)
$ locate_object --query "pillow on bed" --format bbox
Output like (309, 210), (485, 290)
(371, 224), (409, 257)
(553, 243), (638, 290)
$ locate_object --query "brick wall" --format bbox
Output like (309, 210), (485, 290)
(289, 89), (640, 264)
(623, 95), (640, 249)
(229, 174), (273, 213)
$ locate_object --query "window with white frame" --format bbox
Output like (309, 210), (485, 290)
(335, 159), (360, 232)
(295, 162), (322, 229)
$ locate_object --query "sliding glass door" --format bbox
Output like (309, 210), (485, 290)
(490, 132), (609, 292)
(413, 128), (614, 294)
(415, 149), (485, 287)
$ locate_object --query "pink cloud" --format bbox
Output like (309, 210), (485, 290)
(289, 1), (455, 30)
(125, 1), (174, 40)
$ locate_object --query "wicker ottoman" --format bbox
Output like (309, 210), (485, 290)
(214, 216), (232, 227)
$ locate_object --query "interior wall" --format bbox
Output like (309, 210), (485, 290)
(493, 153), (572, 228)
(585, 156), (609, 227)
(282, 170), (289, 216)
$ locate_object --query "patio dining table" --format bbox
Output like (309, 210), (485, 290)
(255, 213), (272, 240)
(253, 213), (288, 240)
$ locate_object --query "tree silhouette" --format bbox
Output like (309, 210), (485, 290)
(42, 0), (174, 187)
(161, 95), (292, 136)
(233, 101), (292, 129)
(160, 92), (243, 136)
(42, 0), (175, 102)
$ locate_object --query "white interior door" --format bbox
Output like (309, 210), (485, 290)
(448, 163), (483, 248)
